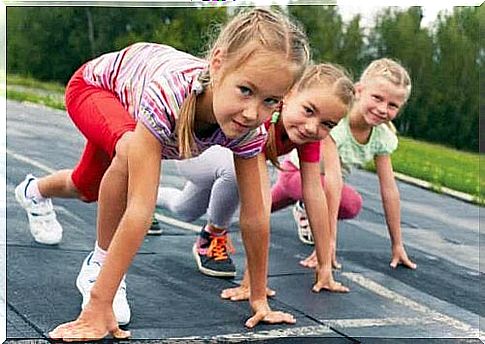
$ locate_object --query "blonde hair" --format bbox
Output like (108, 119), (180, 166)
(360, 58), (412, 133)
(176, 7), (310, 158)
(360, 58), (412, 101)
(266, 63), (355, 169)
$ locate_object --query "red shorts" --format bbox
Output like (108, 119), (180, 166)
(65, 65), (136, 202)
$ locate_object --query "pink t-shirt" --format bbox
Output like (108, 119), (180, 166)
(82, 42), (267, 159)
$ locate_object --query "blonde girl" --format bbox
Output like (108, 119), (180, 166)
(14, 8), (310, 340)
(157, 63), (355, 298)
(275, 58), (416, 271)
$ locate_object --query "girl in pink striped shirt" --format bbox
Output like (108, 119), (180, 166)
(15, 8), (310, 340)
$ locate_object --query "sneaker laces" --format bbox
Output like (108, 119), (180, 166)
(29, 198), (54, 217)
(207, 235), (235, 261)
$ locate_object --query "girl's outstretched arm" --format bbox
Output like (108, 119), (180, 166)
(375, 154), (416, 269)
(300, 156), (348, 293)
(300, 137), (343, 270)
(234, 153), (295, 328)
(320, 137), (343, 268)
(49, 123), (162, 341)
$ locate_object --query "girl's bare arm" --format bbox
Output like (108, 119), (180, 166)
(375, 154), (416, 269)
(50, 123), (162, 341)
(300, 158), (348, 293)
(234, 153), (295, 328)
(320, 137), (343, 252)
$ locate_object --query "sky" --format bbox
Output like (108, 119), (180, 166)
(336, 3), (456, 28)
(262, 0), (479, 28)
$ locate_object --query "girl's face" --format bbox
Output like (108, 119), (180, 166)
(210, 50), (295, 138)
(281, 85), (347, 145)
(355, 77), (407, 127)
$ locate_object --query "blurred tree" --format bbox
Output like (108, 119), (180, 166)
(7, 7), (228, 83)
(288, 6), (344, 62)
(368, 7), (435, 146)
(6, 5), (479, 151)
(432, 6), (479, 151)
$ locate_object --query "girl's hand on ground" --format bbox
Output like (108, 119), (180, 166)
(299, 250), (318, 268)
(246, 299), (296, 328)
(49, 302), (130, 341)
(221, 285), (276, 301)
(299, 250), (342, 270)
(313, 266), (349, 293)
(390, 245), (417, 269)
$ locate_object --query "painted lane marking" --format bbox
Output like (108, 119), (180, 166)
(6, 148), (55, 174)
(324, 317), (435, 328)
(154, 213), (200, 233)
(174, 324), (334, 340)
(174, 317), (435, 341)
(6, 149), (201, 233)
(347, 219), (478, 271)
(8, 149), (483, 340)
(343, 272), (482, 337)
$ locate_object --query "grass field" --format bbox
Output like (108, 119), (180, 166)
(366, 137), (482, 203)
(6, 74), (483, 205)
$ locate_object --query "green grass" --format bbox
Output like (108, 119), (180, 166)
(6, 74), (483, 204)
(6, 89), (65, 110)
(7, 74), (65, 94)
(366, 137), (483, 203)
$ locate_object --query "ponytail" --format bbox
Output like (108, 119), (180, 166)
(176, 70), (211, 159)
(265, 111), (282, 170)
(176, 93), (198, 159)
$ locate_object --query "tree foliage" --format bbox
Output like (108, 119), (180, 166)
(6, 5), (480, 151)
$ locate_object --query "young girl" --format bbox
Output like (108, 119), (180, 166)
(272, 58), (417, 270)
(157, 63), (355, 296)
(14, 8), (310, 340)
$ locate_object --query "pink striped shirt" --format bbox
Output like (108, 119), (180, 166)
(82, 42), (267, 159)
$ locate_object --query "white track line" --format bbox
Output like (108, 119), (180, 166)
(175, 324), (334, 340)
(343, 272), (482, 337)
(7, 149), (201, 232)
(154, 213), (201, 233)
(6, 148), (55, 174)
(324, 317), (435, 328)
(174, 317), (435, 340)
(8, 149), (483, 340)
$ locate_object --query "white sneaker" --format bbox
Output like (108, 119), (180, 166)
(14, 174), (63, 245)
(292, 201), (314, 245)
(76, 252), (131, 325)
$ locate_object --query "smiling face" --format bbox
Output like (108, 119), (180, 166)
(281, 85), (348, 145)
(354, 76), (408, 127)
(209, 50), (295, 138)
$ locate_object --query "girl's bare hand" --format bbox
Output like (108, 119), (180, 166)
(312, 266), (349, 293)
(390, 245), (417, 269)
(49, 302), (130, 342)
(299, 250), (341, 270)
(221, 285), (276, 301)
(246, 299), (296, 328)
(299, 250), (318, 268)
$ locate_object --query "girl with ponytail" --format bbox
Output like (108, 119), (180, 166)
(278, 58), (416, 272)
(15, 8), (311, 340)
(157, 63), (355, 298)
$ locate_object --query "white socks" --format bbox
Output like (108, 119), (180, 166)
(25, 178), (45, 201)
(92, 242), (108, 264)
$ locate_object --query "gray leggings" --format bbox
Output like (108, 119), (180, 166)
(157, 145), (239, 229)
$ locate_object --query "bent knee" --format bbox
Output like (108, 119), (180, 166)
(111, 132), (134, 173)
(114, 131), (134, 160)
(339, 189), (362, 219)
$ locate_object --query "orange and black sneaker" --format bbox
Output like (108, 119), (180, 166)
(192, 227), (236, 278)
